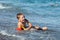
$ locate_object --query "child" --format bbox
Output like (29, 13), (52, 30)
(16, 13), (48, 31)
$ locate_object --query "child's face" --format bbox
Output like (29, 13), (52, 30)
(19, 15), (25, 22)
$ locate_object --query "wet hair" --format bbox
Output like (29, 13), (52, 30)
(17, 13), (24, 20)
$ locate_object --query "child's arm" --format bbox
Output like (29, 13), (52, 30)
(24, 22), (32, 30)
(26, 22), (32, 30)
(24, 19), (32, 30)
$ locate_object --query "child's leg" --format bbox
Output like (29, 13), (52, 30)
(32, 26), (42, 30)
(32, 26), (48, 30)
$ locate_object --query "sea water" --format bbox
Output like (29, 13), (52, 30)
(0, 0), (60, 40)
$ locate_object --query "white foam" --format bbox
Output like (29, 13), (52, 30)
(0, 30), (26, 39)
(0, 4), (11, 9)
(0, 30), (17, 37)
(0, 30), (11, 36)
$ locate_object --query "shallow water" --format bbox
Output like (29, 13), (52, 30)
(0, 0), (60, 40)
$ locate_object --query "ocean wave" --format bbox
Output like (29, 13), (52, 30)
(14, 0), (60, 3)
(0, 30), (32, 38)
(0, 30), (28, 40)
(0, 29), (59, 40)
(0, 0), (60, 8)
(0, 3), (12, 9)
(20, 2), (60, 8)
(0, 1), (60, 10)
(0, 30), (16, 37)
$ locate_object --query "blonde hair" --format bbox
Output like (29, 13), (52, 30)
(17, 13), (24, 20)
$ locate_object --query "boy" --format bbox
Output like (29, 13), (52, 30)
(16, 13), (48, 31)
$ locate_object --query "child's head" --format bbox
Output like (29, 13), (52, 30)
(17, 13), (25, 22)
